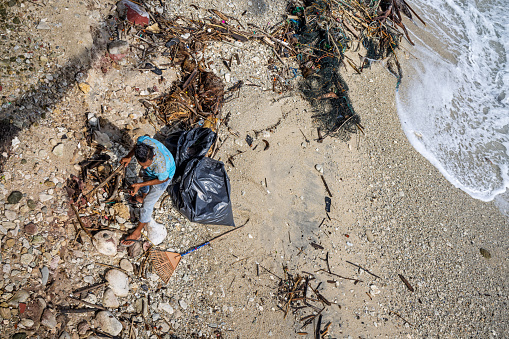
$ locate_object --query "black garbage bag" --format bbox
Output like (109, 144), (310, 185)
(164, 128), (216, 173)
(168, 157), (235, 226)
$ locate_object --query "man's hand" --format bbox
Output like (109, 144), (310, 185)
(120, 156), (132, 167)
(130, 182), (142, 196)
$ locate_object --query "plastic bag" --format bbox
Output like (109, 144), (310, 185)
(164, 127), (216, 171)
(165, 128), (234, 225)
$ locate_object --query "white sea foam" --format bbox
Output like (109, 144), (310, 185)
(395, 0), (509, 202)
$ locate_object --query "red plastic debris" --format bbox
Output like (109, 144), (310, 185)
(117, 0), (149, 26)
(19, 302), (26, 314)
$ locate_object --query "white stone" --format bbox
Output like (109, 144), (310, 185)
(20, 253), (35, 265)
(105, 269), (129, 297)
(39, 193), (53, 202)
(95, 311), (123, 336)
(366, 230), (374, 242)
(146, 219), (167, 245)
(119, 258), (133, 272)
(41, 308), (57, 329)
(103, 288), (120, 308)
(52, 143), (64, 157)
(4, 210), (16, 221)
(315, 164), (324, 174)
(158, 303), (174, 315)
(370, 284), (381, 295)
(179, 299), (188, 310)
(92, 230), (119, 256)
(20, 318), (34, 328)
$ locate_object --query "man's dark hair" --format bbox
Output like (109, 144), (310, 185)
(134, 143), (155, 163)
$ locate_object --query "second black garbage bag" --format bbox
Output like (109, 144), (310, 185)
(165, 128), (235, 226)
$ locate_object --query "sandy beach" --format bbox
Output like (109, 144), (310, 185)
(0, 0), (507, 338)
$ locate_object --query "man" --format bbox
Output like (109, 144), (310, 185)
(120, 135), (175, 245)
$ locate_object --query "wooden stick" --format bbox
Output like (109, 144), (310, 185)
(67, 296), (107, 311)
(58, 307), (101, 314)
(83, 165), (124, 196)
(320, 175), (333, 197)
(70, 204), (93, 238)
(72, 282), (107, 295)
(346, 261), (381, 280)
(398, 274), (414, 292)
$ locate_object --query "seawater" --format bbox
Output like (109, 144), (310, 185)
(395, 0), (509, 213)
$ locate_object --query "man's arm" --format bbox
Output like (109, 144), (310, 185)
(120, 147), (136, 167)
(130, 177), (169, 195)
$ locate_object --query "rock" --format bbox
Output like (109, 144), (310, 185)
(105, 269), (129, 297)
(158, 320), (170, 333)
(147, 219), (167, 245)
(315, 164), (324, 174)
(44, 180), (55, 188)
(20, 253), (35, 266)
(92, 230), (119, 256)
(26, 199), (37, 210)
(103, 288), (120, 308)
(158, 303), (174, 315)
(4, 210), (16, 220)
(179, 299), (188, 310)
(5, 238), (16, 248)
(107, 40), (129, 55)
(77, 320), (90, 335)
(36, 20), (51, 29)
(41, 266), (49, 286)
(112, 203), (130, 219)
(20, 318), (34, 328)
(93, 131), (113, 148)
(32, 235), (45, 245)
(4, 221), (16, 230)
(127, 241), (142, 257)
(24, 223), (38, 235)
(370, 284), (381, 295)
(0, 307), (11, 319)
(9, 290), (29, 306)
(480, 248), (491, 259)
(52, 144), (64, 157)
(78, 82), (91, 94)
(7, 191), (23, 204)
(95, 311), (123, 336)
(39, 193), (53, 202)
(59, 332), (71, 339)
(119, 258), (133, 272)
(366, 230), (374, 242)
(40, 308), (57, 329)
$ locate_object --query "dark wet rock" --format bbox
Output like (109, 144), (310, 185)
(7, 191), (22, 204)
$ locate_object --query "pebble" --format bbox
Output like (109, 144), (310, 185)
(4, 210), (16, 220)
(39, 193), (53, 202)
(36, 20), (51, 30)
(84, 276), (94, 284)
(107, 40), (129, 55)
(0, 307), (11, 319)
(12, 334), (27, 339)
(4, 221), (16, 230)
(78, 83), (91, 94)
(77, 320), (90, 335)
(105, 269), (129, 297)
(179, 299), (188, 310)
(40, 308), (57, 329)
(38, 149), (47, 157)
(315, 164), (324, 174)
(9, 290), (29, 305)
(20, 318), (34, 328)
(59, 332), (71, 339)
(24, 223), (38, 235)
(52, 143), (64, 157)
(7, 191), (23, 204)
(119, 258), (133, 272)
(158, 303), (174, 315)
(370, 284), (381, 295)
(103, 288), (120, 308)
(41, 266), (49, 286)
(480, 248), (491, 259)
(366, 230), (374, 242)
(26, 199), (37, 210)
(32, 235), (45, 245)
(158, 320), (170, 333)
(92, 230), (118, 256)
(20, 253), (35, 265)
(95, 311), (123, 336)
